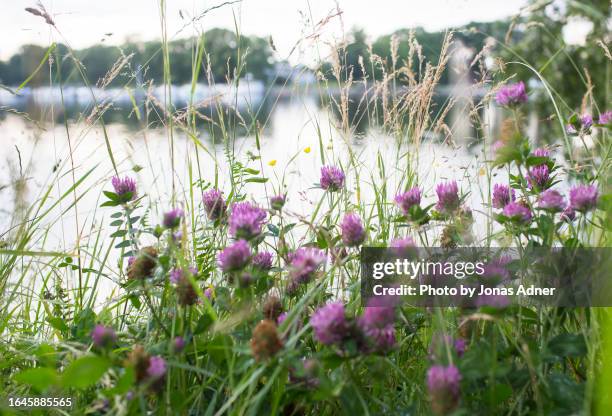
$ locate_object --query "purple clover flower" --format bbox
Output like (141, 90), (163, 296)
(147, 356), (167, 379)
(270, 194), (286, 211)
(527, 165), (550, 190)
(492, 184), (515, 209)
(111, 176), (137, 201)
(228, 202), (267, 240)
(169, 268), (182, 284)
(390, 236), (415, 249)
(91, 324), (117, 348)
(169, 266), (197, 284)
(310, 302), (347, 345)
(538, 189), (566, 212)
(482, 256), (512, 281)
(172, 231), (183, 242)
(533, 147), (550, 158)
(599, 111), (612, 125)
(173, 336), (186, 353)
(202, 189), (226, 221)
(170, 267), (199, 306)
(253, 251), (273, 270)
(277, 312), (287, 325)
(502, 202), (532, 224)
(394, 187), (421, 215)
(495, 81), (528, 107)
(320, 165), (345, 192)
(427, 365), (461, 415)
(289, 247), (326, 285)
(340, 213), (366, 247)
(429, 334), (466, 360)
(454, 338), (467, 357)
(358, 303), (396, 352)
(569, 184), (598, 212)
(364, 325), (396, 352)
(567, 114), (594, 135)
(581, 114), (593, 130)
(561, 206), (576, 222)
(390, 236), (416, 257)
(435, 181), (460, 213)
(204, 287), (214, 300)
(163, 208), (184, 229)
(218, 240), (251, 272)
(360, 306), (395, 328)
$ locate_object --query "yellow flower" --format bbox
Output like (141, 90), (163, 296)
(478, 167), (486, 176)
(268, 159), (277, 166)
(304, 147), (311, 154)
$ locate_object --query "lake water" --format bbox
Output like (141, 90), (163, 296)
(0, 91), (503, 303)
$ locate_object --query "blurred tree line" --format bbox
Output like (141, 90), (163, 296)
(1, 0), (608, 111)
(0, 22), (514, 88)
(0, 28), (273, 87)
(499, 0), (610, 112)
(319, 20), (514, 85)
(321, 0), (609, 116)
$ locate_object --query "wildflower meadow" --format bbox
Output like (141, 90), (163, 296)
(0, 1), (610, 415)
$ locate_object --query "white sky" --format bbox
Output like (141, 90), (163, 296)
(2, 0), (529, 61)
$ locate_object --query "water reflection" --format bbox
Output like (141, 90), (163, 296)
(1, 83), (486, 141)
(0, 89), (504, 303)
(0, 87), (278, 139)
(0, 94), (492, 232)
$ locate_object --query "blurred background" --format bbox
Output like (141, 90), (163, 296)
(0, 0), (609, 240)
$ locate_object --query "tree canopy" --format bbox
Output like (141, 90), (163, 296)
(0, 28), (273, 87)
